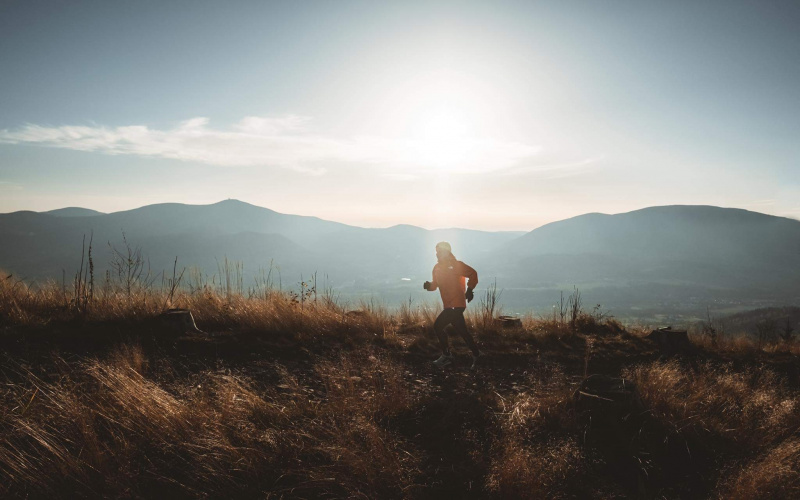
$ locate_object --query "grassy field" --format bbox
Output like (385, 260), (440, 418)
(1, 275), (799, 499)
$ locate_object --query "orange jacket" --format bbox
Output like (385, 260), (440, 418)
(428, 257), (478, 308)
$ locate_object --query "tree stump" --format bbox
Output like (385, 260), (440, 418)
(494, 315), (522, 329)
(158, 308), (205, 334)
(646, 326), (693, 355)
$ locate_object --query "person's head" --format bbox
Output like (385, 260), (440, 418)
(435, 241), (453, 262)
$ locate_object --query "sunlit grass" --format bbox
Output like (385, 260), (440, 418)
(1, 269), (798, 498)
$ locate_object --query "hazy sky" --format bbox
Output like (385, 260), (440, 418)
(1, 0), (798, 230)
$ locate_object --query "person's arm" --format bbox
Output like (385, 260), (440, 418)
(458, 261), (478, 292)
(424, 266), (439, 291)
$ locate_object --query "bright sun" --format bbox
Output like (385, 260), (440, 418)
(372, 70), (491, 172)
(410, 108), (473, 171)
(374, 69), (537, 174)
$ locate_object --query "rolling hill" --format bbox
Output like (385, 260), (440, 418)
(1, 201), (798, 318)
(0, 200), (522, 293)
(45, 207), (105, 217)
(478, 205), (800, 316)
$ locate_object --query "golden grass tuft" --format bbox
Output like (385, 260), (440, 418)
(0, 344), (421, 498)
(487, 365), (594, 498)
(719, 438), (800, 499)
(626, 360), (800, 451)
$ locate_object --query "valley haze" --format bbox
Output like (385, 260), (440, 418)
(2, 199), (798, 324)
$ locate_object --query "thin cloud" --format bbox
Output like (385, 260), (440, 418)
(382, 173), (420, 181)
(746, 199), (776, 207)
(0, 116), (543, 175)
(500, 156), (603, 178)
(0, 182), (23, 192)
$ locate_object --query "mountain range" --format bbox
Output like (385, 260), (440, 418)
(1, 200), (798, 320)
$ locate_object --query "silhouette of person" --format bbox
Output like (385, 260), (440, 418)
(423, 241), (482, 369)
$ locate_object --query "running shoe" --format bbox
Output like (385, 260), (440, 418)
(433, 353), (453, 368)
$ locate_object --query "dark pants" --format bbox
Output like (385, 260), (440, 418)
(434, 307), (480, 356)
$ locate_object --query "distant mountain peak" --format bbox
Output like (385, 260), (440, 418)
(45, 207), (105, 217)
(212, 199), (256, 207)
(385, 223), (426, 232)
(623, 204), (783, 219)
(506, 204), (800, 266)
(207, 199), (278, 213)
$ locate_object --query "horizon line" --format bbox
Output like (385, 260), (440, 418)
(2, 198), (798, 233)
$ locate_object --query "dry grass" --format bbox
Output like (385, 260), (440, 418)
(625, 360), (800, 497)
(691, 330), (800, 356)
(486, 364), (599, 499)
(0, 345), (421, 498)
(0, 274), (403, 348)
(2, 272), (799, 498)
(627, 360), (800, 449)
(719, 438), (800, 499)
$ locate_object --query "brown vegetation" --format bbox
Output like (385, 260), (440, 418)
(1, 273), (799, 498)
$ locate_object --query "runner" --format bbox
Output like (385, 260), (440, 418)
(423, 241), (482, 369)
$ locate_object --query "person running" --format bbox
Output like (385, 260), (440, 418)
(423, 241), (482, 369)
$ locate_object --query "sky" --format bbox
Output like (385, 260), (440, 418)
(0, 0), (798, 230)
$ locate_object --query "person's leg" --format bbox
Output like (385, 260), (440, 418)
(433, 309), (452, 355)
(452, 308), (480, 357)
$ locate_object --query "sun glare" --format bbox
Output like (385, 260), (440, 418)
(411, 108), (474, 171)
(417, 109), (471, 139)
(373, 70), (503, 173)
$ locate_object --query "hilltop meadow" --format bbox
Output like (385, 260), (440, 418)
(1, 265), (799, 499)
(4, 0), (800, 497)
